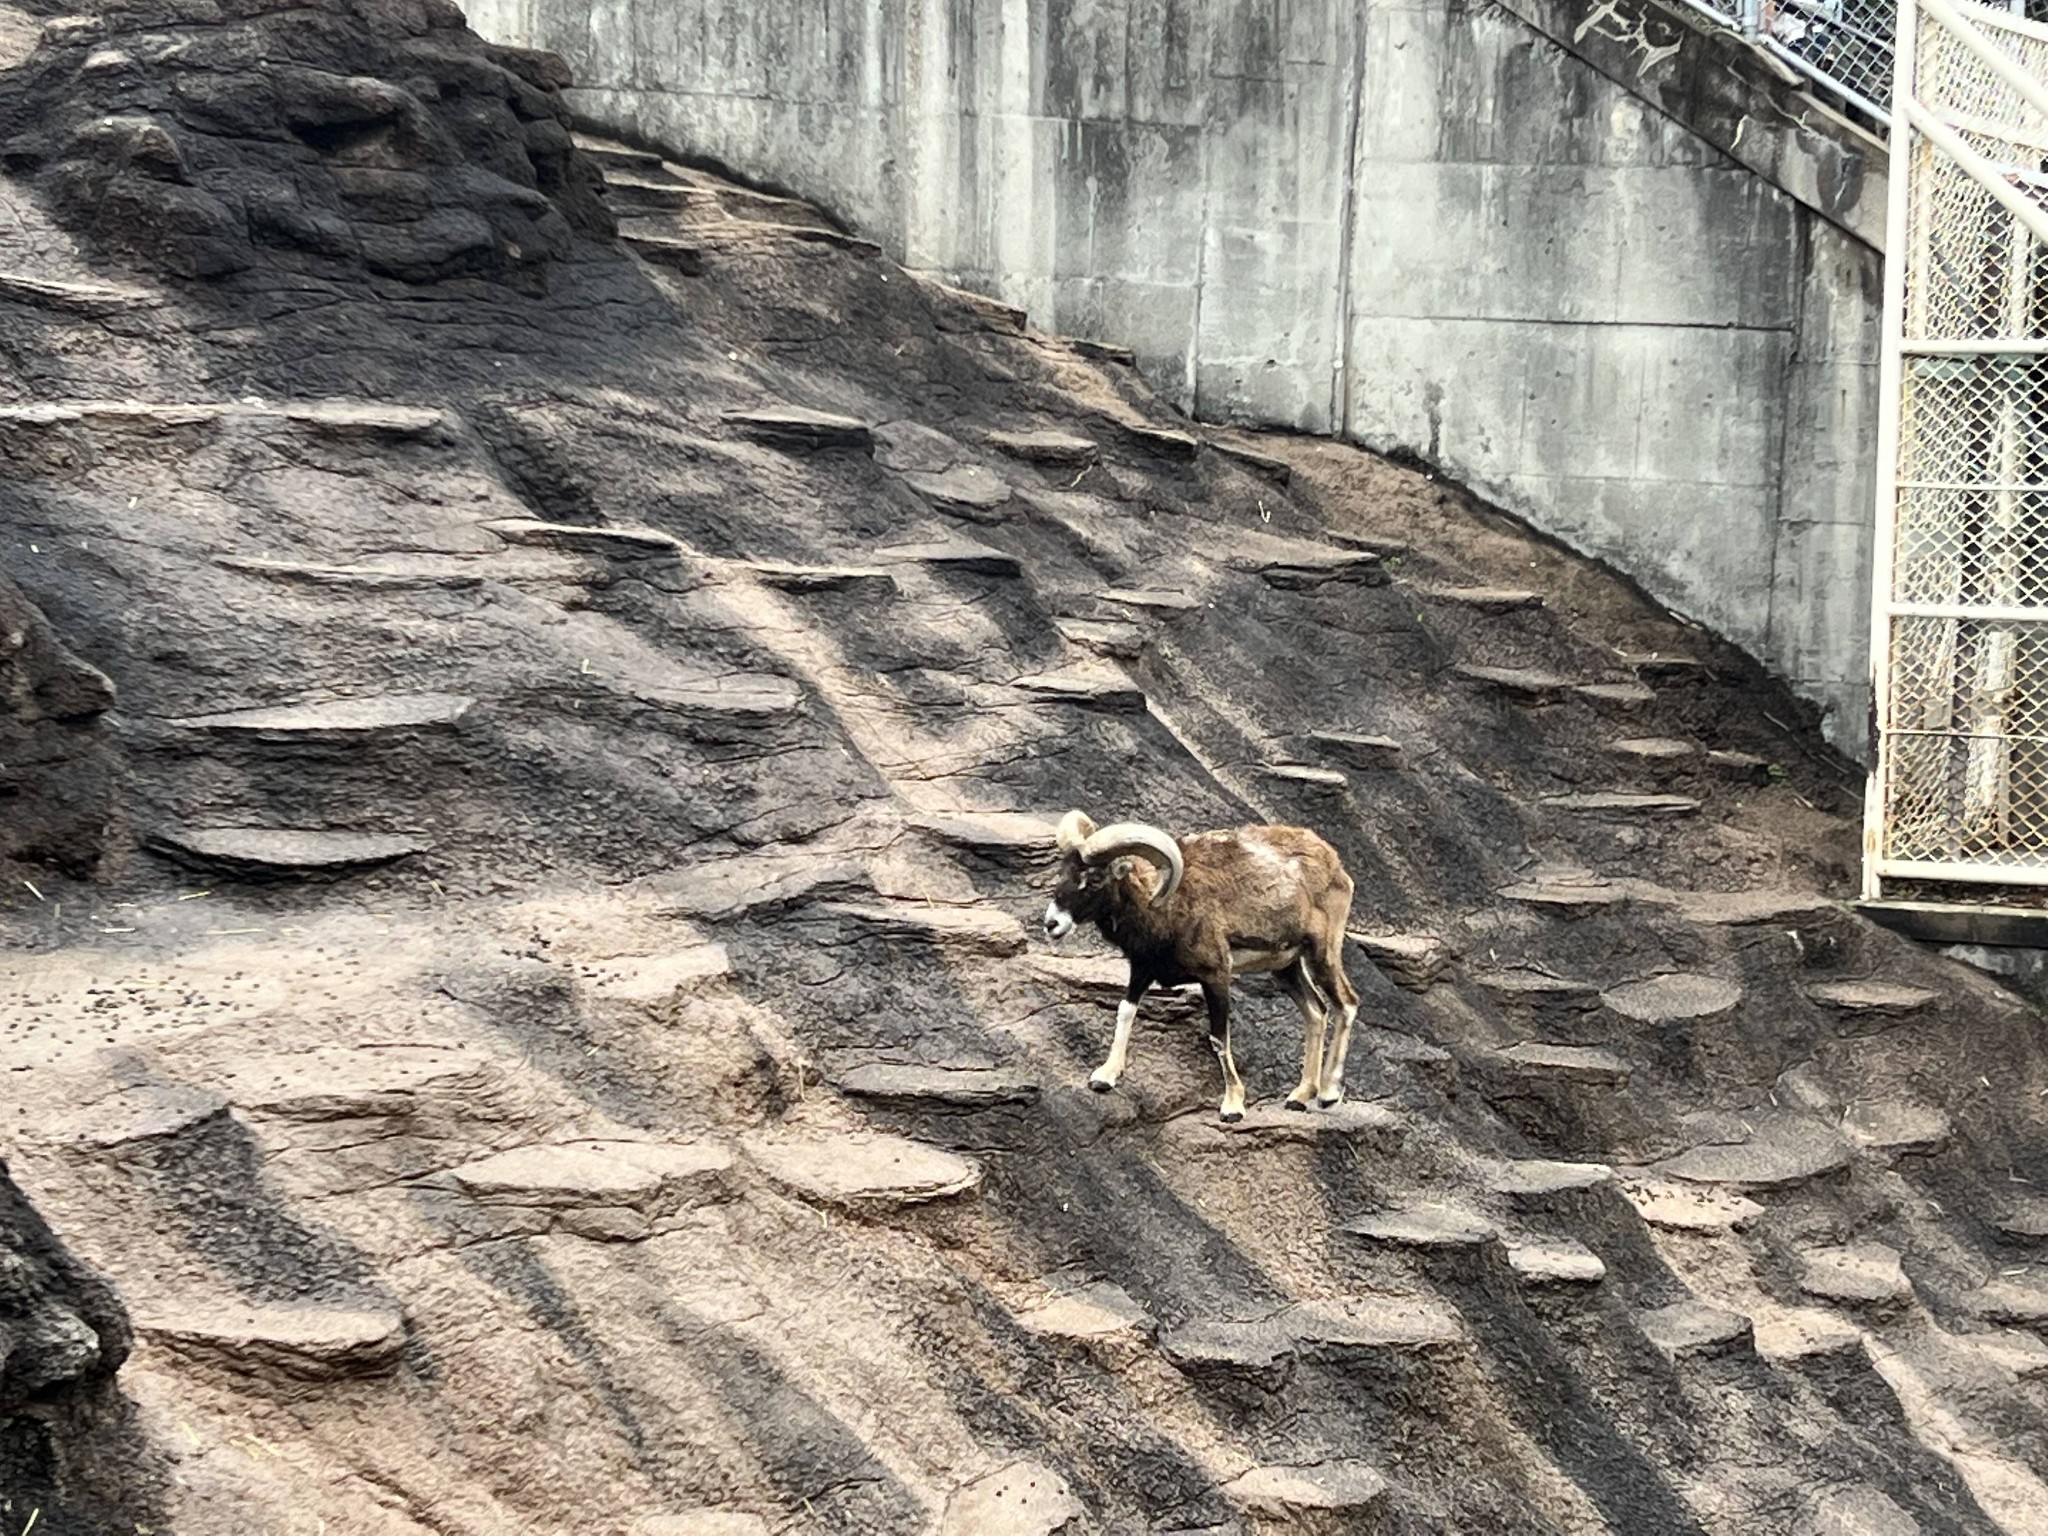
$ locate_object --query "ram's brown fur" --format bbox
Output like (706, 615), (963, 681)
(1044, 812), (1362, 1120)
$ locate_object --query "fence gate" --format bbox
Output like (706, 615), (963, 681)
(1864, 0), (2048, 900)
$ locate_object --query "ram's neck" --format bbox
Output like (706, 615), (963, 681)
(1097, 878), (1170, 952)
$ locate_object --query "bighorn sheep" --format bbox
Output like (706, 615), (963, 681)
(1041, 810), (1361, 1121)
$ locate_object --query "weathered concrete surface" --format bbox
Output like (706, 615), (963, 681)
(465, 0), (1884, 754)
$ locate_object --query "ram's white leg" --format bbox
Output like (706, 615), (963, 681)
(1089, 1000), (1139, 1091)
(1286, 1002), (1328, 1110)
(1317, 1003), (1358, 1106)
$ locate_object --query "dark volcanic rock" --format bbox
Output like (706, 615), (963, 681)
(0, 0), (611, 287)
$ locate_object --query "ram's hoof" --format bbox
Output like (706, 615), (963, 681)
(1088, 1075), (1115, 1094)
(1220, 1109), (1244, 1124)
(1283, 1097), (1312, 1113)
(1317, 1091), (1345, 1109)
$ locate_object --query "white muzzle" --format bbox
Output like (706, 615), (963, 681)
(1043, 901), (1075, 940)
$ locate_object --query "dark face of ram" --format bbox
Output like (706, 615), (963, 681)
(1044, 852), (1114, 938)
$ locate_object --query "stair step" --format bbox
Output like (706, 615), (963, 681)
(1753, 1308), (1865, 1364)
(1472, 969), (1601, 1011)
(1806, 980), (1939, 1016)
(907, 810), (1058, 861)
(1096, 586), (1197, 614)
(1342, 1206), (1498, 1250)
(740, 561), (896, 596)
(710, 220), (882, 255)
(1234, 548), (1385, 591)
(1013, 1279), (1153, 1341)
(168, 692), (473, 736)
(1968, 1275), (2048, 1325)
(1654, 1113), (1852, 1192)
(652, 851), (869, 922)
(1327, 529), (1410, 559)
(1497, 879), (1629, 913)
(1223, 1460), (1388, 1520)
(1620, 1175), (1764, 1232)
(986, 428), (1098, 466)
(818, 900), (1028, 956)
(1600, 972), (1742, 1025)
(1104, 416), (1199, 460)
(217, 556), (483, 591)
(899, 463), (1012, 520)
(146, 827), (427, 875)
(1506, 1237), (1606, 1286)
(449, 1139), (733, 1241)
(1308, 730), (1402, 770)
(1996, 1200), (2048, 1242)
(1638, 1300), (1754, 1361)
(602, 172), (700, 208)
(1454, 663), (1570, 701)
(484, 518), (682, 557)
(1209, 439), (1292, 483)
(1842, 1099), (1952, 1160)
(1053, 616), (1145, 660)
(1415, 584), (1544, 612)
(1574, 681), (1658, 710)
(1351, 932), (1452, 992)
(1620, 652), (1706, 683)
(1013, 667), (1148, 714)
(1706, 748), (1773, 784)
(0, 270), (158, 314)
(722, 406), (874, 453)
(0, 398), (444, 440)
(1493, 1042), (1630, 1087)
(1607, 736), (1698, 768)
(1163, 1296), (1462, 1378)
(1653, 886), (1840, 925)
(61, 1084), (228, 1149)
(940, 1461), (1083, 1536)
(1175, 1100), (1406, 1151)
(631, 676), (803, 720)
(135, 1299), (406, 1381)
(572, 133), (665, 171)
(1796, 1243), (1912, 1309)
(621, 230), (705, 274)
(1265, 763), (1346, 790)
(1488, 1159), (1615, 1201)
(877, 539), (1022, 578)
(904, 273), (1027, 335)
(1542, 792), (1700, 818)
(742, 1131), (982, 1209)
(836, 1062), (1041, 1109)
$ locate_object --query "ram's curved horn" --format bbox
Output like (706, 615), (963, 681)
(1080, 822), (1184, 905)
(1055, 810), (1096, 853)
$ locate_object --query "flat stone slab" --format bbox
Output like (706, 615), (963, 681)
(1266, 763), (1346, 789)
(908, 810), (1059, 859)
(1494, 1042), (1630, 1087)
(876, 539), (1021, 578)
(1473, 969), (1601, 1010)
(1498, 880), (1629, 913)
(1969, 1276), (2048, 1324)
(1996, 1199), (2048, 1241)
(1164, 1297), (1461, 1374)
(621, 231), (706, 273)
(1653, 886), (1841, 926)
(1962, 1328), (2048, 1378)
(1309, 730), (1402, 770)
(1351, 931), (1451, 991)
(1806, 981), (1939, 1015)
(1797, 1243), (1911, 1308)
(579, 945), (732, 1002)
(1601, 973), (1743, 1024)
(1608, 737), (1698, 764)
(1415, 584), (1544, 611)
(1656, 1116), (1852, 1192)
(1621, 1176), (1765, 1232)
(137, 1301), (406, 1380)
(1754, 1308), (1865, 1364)
(1096, 587), (1198, 613)
(638, 1514), (768, 1536)
(1454, 663), (1570, 700)
(1196, 1099), (1406, 1149)
(1798, 1487), (1920, 1536)
(451, 1141), (733, 1236)
(484, 518), (682, 557)
(217, 556), (483, 591)
(0, 270), (157, 313)
(1707, 749), (1773, 783)
(901, 464), (1012, 518)
(1842, 1100), (1951, 1159)
(744, 1131), (982, 1208)
(722, 406), (873, 452)
(986, 428), (1098, 465)
(1014, 1279), (1152, 1341)
(1489, 1160), (1615, 1199)
(837, 1063), (1041, 1109)
(1209, 439), (1292, 482)
(1574, 681), (1657, 710)
(146, 827), (427, 875)
(1224, 1460), (1388, 1518)
(819, 900), (1028, 956)
(1507, 1238), (1606, 1285)
(632, 676), (803, 720)
(1238, 550), (1385, 590)
(1342, 1206), (1499, 1250)
(1113, 419), (1200, 458)
(1639, 1299), (1754, 1361)
(64, 1084), (229, 1148)
(1543, 792), (1700, 817)
(169, 692), (474, 735)
(1053, 616), (1145, 659)
(230, 1044), (493, 1120)
(742, 561), (896, 597)
(653, 853), (867, 922)
(940, 1460), (1084, 1536)
(1013, 669), (1148, 713)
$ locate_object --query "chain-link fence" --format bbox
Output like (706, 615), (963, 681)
(1677, 0), (1902, 120)
(1867, 0), (2048, 890)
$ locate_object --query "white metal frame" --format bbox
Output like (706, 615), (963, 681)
(1864, 0), (2048, 895)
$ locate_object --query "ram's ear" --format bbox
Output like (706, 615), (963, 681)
(1055, 810), (1096, 853)
(1109, 855), (1135, 882)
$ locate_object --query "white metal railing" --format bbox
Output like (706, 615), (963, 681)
(1864, 0), (2048, 894)
(1675, 0), (1905, 122)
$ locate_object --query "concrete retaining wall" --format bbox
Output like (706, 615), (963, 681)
(465, 0), (1886, 754)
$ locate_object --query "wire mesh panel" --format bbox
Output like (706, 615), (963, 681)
(1676, 0), (1901, 121)
(1867, 0), (2048, 892)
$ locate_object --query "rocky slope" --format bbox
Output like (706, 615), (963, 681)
(3, 2), (2048, 1533)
